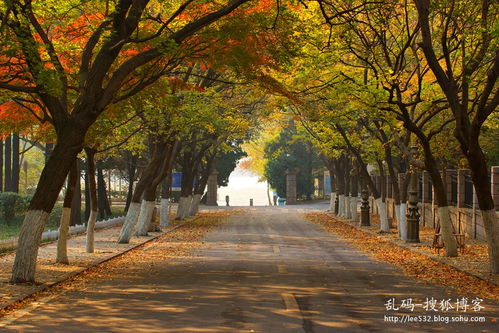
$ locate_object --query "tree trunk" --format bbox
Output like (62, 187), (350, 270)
(97, 163), (111, 218)
(56, 162), (78, 264)
(85, 148), (98, 253)
(4, 135), (11, 192)
(44, 143), (53, 163)
(11, 125), (86, 283)
(334, 158), (346, 217)
(325, 162), (336, 212)
(345, 158), (352, 219)
(160, 176), (171, 227)
(420, 141), (458, 257)
(350, 171), (359, 222)
(190, 194), (203, 216)
(177, 165), (195, 220)
(135, 199), (156, 236)
(376, 160), (386, 203)
(0, 139), (3, 192)
(190, 161), (212, 216)
(468, 145), (499, 272)
(11, 134), (20, 193)
(125, 153), (137, 212)
(84, 170), (90, 221)
(190, 175), (208, 216)
(267, 182), (272, 206)
(69, 165), (82, 226)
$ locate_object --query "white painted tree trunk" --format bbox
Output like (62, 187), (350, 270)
(176, 196), (190, 220)
(350, 197), (358, 222)
(375, 198), (390, 232)
(184, 195), (193, 217)
(438, 206), (458, 257)
(189, 194), (202, 216)
(345, 196), (352, 219)
(338, 194), (345, 217)
(481, 209), (499, 273)
(136, 200), (156, 236)
(86, 210), (97, 253)
(396, 204), (408, 241)
(56, 207), (71, 264)
(400, 203), (408, 240)
(329, 193), (336, 212)
(159, 198), (170, 227)
(11, 210), (49, 282)
(118, 201), (141, 244)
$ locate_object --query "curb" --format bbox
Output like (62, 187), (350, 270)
(324, 212), (498, 287)
(0, 220), (192, 315)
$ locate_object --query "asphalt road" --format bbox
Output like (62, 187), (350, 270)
(2, 207), (497, 332)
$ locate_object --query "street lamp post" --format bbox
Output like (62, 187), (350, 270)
(406, 146), (420, 243)
(360, 189), (370, 226)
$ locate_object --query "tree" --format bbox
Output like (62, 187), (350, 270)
(2, 0), (260, 283)
(264, 121), (321, 199)
(413, 0), (499, 272)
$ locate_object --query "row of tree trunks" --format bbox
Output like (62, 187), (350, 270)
(118, 140), (169, 243)
(135, 141), (179, 236)
(11, 123), (91, 283)
(400, 115), (458, 257)
(414, 0), (499, 273)
(335, 125), (390, 232)
(119, 139), (179, 243)
(0, 134), (22, 193)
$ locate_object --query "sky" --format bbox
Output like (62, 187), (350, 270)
(217, 164), (271, 206)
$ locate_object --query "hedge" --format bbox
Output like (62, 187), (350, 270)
(0, 192), (32, 222)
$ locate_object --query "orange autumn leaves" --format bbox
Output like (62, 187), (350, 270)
(304, 212), (499, 302)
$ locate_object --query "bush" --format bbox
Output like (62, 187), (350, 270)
(0, 192), (32, 222)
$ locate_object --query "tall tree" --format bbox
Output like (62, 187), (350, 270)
(4, 135), (11, 192)
(413, 0), (499, 272)
(11, 133), (19, 193)
(0, 138), (3, 192)
(4, 0), (258, 283)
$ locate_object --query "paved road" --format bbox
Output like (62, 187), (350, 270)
(2, 207), (497, 332)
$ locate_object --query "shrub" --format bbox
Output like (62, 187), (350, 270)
(0, 192), (32, 222)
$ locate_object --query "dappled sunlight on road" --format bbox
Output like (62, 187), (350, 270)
(2, 209), (498, 332)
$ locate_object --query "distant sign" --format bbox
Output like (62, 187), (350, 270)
(325, 173), (331, 195)
(172, 172), (182, 191)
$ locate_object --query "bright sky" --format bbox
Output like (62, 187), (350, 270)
(217, 164), (270, 206)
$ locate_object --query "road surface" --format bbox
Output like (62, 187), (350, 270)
(2, 207), (497, 332)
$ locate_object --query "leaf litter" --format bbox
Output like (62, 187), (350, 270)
(304, 212), (499, 302)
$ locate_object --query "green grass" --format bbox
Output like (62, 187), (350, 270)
(0, 204), (125, 241)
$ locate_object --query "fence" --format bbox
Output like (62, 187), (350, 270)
(0, 216), (125, 252)
(363, 167), (499, 241)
